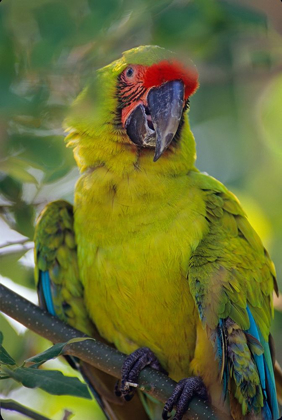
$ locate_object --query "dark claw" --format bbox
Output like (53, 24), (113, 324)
(114, 380), (122, 397)
(115, 347), (166, 401)
(162, 377), (208, 420)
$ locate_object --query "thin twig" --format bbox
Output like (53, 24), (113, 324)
(0, 399), (51, 420)
(0, 238), (31, 250)
(0, 243), (34, 257)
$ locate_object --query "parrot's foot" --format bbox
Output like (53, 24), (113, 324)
(162, 377), (208, 420)
(115, 347), (167, 401)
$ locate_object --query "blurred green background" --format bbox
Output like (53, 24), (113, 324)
(0, 0), (282, 419)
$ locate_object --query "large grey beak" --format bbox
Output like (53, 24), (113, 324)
(125, 80), (184, 161)
(148, 80), (184, 161)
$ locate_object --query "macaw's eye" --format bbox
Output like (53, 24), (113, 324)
(126, 67), (134, 78)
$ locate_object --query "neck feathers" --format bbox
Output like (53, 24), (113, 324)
(65, 114), (197, 178)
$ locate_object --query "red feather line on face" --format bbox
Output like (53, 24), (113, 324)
(143, 60), (199, 100)
(118, 60), (199, 126)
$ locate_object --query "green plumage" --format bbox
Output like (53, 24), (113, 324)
(189, 172), (277, 339)
(34, 46), (280, 419)
(35, 201), (93, 333)
(34, 201), (149, 420)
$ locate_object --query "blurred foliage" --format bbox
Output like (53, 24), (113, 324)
(0, 0), (282, 418)
(0, 333), (91, 399)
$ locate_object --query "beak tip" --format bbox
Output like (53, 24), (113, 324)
(153, 155), (159, 162)
(153, 151), (161, 162)
(153, 143), (163, 162)
(153, 132), (175, 162)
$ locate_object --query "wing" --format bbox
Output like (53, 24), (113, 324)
(188, 175), (279, 419)
(35, 200), (94, 334)
(34, 200), (149, 420)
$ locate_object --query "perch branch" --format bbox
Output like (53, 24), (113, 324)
(0, 284), (227, 420)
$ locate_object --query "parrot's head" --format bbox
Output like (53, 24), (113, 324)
(66, 46), (199, 173)
(117, 58), (198, 162)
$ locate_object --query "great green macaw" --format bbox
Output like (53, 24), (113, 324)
(34, 45), (281, 420)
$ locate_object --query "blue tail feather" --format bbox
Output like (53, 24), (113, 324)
(215, 319), (228, 398)
(246, 306), (279, 419)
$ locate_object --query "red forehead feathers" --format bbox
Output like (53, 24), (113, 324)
(143, 60), (199, 100)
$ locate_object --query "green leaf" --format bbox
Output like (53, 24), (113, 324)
(24, 343), (66, 367)
(0, 175), (22, 203)
(0, 342), (17, 366)
(14, 202), (35, 238)
(0, 252), (34, 288)
(0, 158), (38, 184)
(25, 337), (94, 368)
(9, 134), (68, 171)
(0, 315), (25, 357)
(3, 366), (91, 399)
(43, 165), (73, 183)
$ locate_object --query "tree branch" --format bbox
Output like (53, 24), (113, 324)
(0, 399), (51, 420)
(0, 284), (227, 420)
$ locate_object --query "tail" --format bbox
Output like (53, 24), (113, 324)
(274, 361), (282, 405)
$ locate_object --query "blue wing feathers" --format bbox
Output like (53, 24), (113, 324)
(246, 306), (279, 420)
(263, 362), (277, 420)
(261, 333), (279, 420)
(214, 308), (279, 419)
(246, 306), (266, 395)
(39, 271), (56, 316)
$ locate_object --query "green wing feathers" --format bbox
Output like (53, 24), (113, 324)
(189, 180), (277, 337)
(34, 200), (94, 335)
(189, 173), (279, 417)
